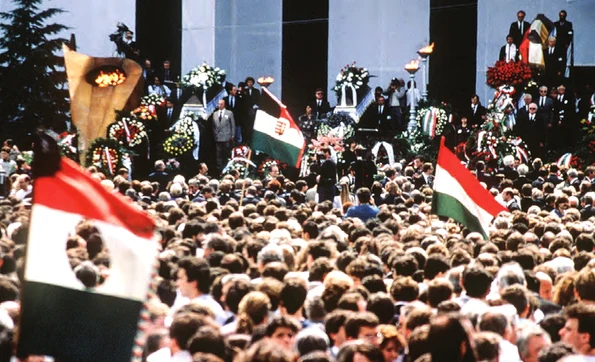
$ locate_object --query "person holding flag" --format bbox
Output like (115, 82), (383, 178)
(17, 132), (159, 362)
(251, 86), (306, 170)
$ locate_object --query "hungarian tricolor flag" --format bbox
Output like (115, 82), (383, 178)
(17, 133), (158, 362)
(431, 138), (506, 239)
(252, 87), (306, 168)
(519, 14), (554, 68)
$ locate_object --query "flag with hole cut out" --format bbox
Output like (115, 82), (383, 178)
(17, 134), (157, 362)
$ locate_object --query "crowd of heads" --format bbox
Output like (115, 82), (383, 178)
(1, 147), (595, 362)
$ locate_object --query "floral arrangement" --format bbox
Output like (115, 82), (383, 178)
(107, 117), (147, 147)
(163, 133), (194, 157)
(393, 129), (437, 161)
(131, 105), (156, 121)
(570, 155), (584, 170)
(181, 63), (226, 90)
(310, 135), (346, 154)
(141, 94), (166, 107)
(57, 132), (78, 161)
(164, 158), (180, 173)
(416, 105), (449, 138)
(466, 128), (531, 165)
(172, 113), (199, 136)
(85, 138), (125, 175)
(580, 106), (595, 134)
(486, 60), (533, 88)
(21, 151), (33, 166)
(317, 112), (356, 141)
(332, 62), (370, 97)
(258, 158), (284, 177)
(573, 134), (595, 167)
(222, 161), (248, 177)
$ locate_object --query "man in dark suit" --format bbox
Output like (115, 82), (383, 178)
(414, 162), (434, 190)
(544, 37), (566, 88)
(517, 94), (533, 121)
(554, 10), (573, 50)
(509, 10), (531, 47)
(225, 85), (243, 144)
(502, 188), (521, 212)
(317, 147), (337, 203)
(517, 103), (546, 159)
(369, 95), (391, 130)
(468, 95), (486, 129)
(311, 88), (331, 119)
(242, 76), (260, 144)
(212, 99), (235, 173)
(142, 59), (156, 92)
(536, 86), (554, 125)
(170, 82), (188, 106)
(512, 165), (533, 192)
(160, 60), (177, 88)
(499, 35), (519, 63)
(545, 164), (564, 186)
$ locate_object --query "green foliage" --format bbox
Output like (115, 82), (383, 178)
(0, 0), (70, 145)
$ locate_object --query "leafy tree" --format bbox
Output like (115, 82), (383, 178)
(0, 0), (69, 146)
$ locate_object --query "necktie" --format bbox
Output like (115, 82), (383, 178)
(473, 105), (476, 114)
(379, 106), (383, 114)
(541, 97), (545, 107)
(550, 48), (553, 55)
(317, 100), (321, 107)
(219, 111), (223, 120)
(520, 21), (523, 34)
(230, 96), (234, 108)
(168, 108), (172, 120)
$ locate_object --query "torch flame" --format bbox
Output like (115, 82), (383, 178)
(95, 69), (127, 87)
(257, 76), (275, 86)
(404, 59), (420, 71)
(418, 42), (435, 55)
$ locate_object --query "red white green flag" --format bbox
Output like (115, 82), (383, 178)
(17, 133), (157, 362)
(431, 138), (506, 239)
(251, 87), (306, 168)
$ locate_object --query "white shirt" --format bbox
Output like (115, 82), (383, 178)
(166, 291), (227, 326)
(505, 43), (517, 63)
(147, 348), (192, 362)
(499, 340), (521, 362)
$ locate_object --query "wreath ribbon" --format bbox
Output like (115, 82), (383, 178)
(104, 147), (114, 174)
(122, 118), (131, 143)
(340, 83), (358, 107)
(422, 107), (438, 138)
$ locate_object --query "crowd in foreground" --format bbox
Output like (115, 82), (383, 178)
(5, 142), (595, 362)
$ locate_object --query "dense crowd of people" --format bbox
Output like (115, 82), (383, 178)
(3, 129), (595, 362)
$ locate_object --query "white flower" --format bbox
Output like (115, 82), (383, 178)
(336, 74), (342, 81)
(199, 66), (206, 72)
(348, 72), (354, 78)
(197, 73), (209, 85)
(356, 81), (363, 86)
(214, 67), (220, 71)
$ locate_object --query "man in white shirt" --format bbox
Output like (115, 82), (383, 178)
(499, 35), (518, 63)
(167, 256), (227, 326)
